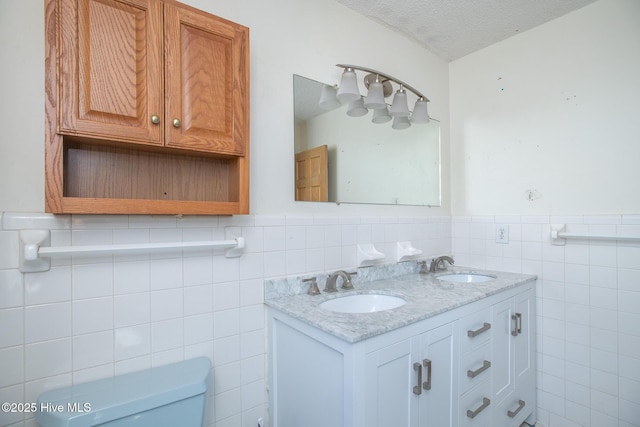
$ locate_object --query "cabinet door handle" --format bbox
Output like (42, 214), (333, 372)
(511, 313), (522, 337)
(172, 118), (181, 128)
(422, 358), (432, 391)
(467, 322), (491, 337)
(151, 115), (160, 124)
(507, 399), (526, 418)
(413, 362), (422, 395)
(511, 313), (522, 336)
(466, 397), (490, 419)
(467, 360), (491, 378)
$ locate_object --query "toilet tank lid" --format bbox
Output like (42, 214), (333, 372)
(36, 357), (211, 427)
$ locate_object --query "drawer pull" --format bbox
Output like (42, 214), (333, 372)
(467, 360), (491, 378)
(467, 322), (491, 338)
(423, 358), (432, 391)
(413, 362), (422, 395)
(466, 397), (490, 419)
(511, 313), (522, 336)
(507, 399), (526, 418)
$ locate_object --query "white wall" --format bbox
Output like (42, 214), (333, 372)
(0, 1), (45, 213)
(450, 1), (640, 426)
(449, 0), (640, 216)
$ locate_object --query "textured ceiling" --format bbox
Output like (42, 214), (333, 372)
(334, 0), (598, 61)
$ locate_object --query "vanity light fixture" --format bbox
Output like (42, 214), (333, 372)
(332, 64), (431, 129)
(392, 115), (412, 130)
(318, 84), (341, 110)
(363, 75), (387, 109)
(335, 67), (360, 103)
(389, 86), (410, 117)
(372, 106), (392, 123)
(347, 98), (369, 117)
(411, 97), (430, 124)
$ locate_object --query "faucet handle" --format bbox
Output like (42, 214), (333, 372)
(418, 260), (428, 274)
(342, 271), (357, 289)
(303, 277), (321, 295)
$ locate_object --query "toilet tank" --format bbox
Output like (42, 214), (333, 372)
(35, 357), (211, 427)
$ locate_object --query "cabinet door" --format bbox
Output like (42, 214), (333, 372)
(514, 288), (534, 383)
(493, 288), (536, 426)
(417, 323), (456, 427)
(491, 288), (536, 424)
(491, 297), (514, 404)
(59, 0), (163, 144)
(365, 339), (418, 427)
(164, 3), (249, 155)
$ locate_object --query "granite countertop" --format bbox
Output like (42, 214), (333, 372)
(265, 267), (536, 343)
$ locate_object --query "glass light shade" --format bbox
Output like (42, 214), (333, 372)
(336, 68), (361, 104)
(411, 98), (430, 124)
(318, 85), (341, 110)
(363, 80), (387, 109)
(346, 98), (368, 117)
(372, 106), (392, 124)
(392, 115), (411, 130)
(389, 88), (410, 117)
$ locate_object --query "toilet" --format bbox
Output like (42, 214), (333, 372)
(35, 357), (211, 427)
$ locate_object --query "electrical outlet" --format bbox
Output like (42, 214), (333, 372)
(495, 224), (509, 244)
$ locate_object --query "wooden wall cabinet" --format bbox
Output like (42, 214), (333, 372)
(45, 0), (250, 214)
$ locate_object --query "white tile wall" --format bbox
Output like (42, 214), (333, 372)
(0, 212), (451, 427)
(3, 211), (639, 427)
(453, 215), (640, 427)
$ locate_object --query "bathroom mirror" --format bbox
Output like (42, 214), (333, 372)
(293, 75), (441, 206)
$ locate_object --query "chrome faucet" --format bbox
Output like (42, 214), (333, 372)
(324, 270), (357, 293)
(429, 256), (454, 273)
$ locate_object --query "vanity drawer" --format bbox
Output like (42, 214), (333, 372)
(459, 380), (492, 427)
(459, 307), (492, 354)
(460, 342), (492, 394)
(493, 375), (536, 427)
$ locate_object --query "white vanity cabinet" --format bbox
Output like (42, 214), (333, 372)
(267, 278), (536, 427)
(269, 308), (458, 427)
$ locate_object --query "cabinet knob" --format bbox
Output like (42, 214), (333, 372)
(172, 118), (181, 128)
(151, 115), (160, 124)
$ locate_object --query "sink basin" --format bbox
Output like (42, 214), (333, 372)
(319, 294), (406, 314)
(437, 273), (496, 283)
